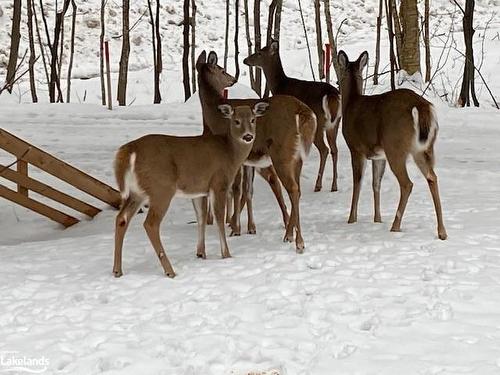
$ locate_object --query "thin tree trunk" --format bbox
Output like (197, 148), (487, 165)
(385, 0), (397, 90)
(32, 1), (50, 90)
(244, 0), (255, 91)
(191, 0), (197, 92)
(399, 0), (420, 75)
(224, 0), (230, 70)
(459, 0), (479, 107)
(234, 0), (240, 80)
(298, 0), (316, 81)
(27, 0), (38, 102)
(324, 0), (339, 81)
(264, 0), (278, 97)
(100, 0), (106, 105)
(50, 9), (66, 102)
(424, 0), (431, 82)
(182, 0), (191, 101)
(273, 0), (282, 41)
(66, 0), (77, 103)
(5, 0), (21, 93)
(117, 0), (130, 106)
(253, 0), (262, 97)
(147, 0), (157, 102)
(314, 0), (325, 80)
(373, 0), (383, 85)
(391, 0), (403, 68)
(155, 0), (162, 103)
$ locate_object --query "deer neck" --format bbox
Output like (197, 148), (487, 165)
(262, 55), (287, 93)
(199, 76), (223, 116)
(225, 132), (252, 167)
(340, 74), (362, 114)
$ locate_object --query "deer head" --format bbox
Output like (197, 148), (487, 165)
(243, 39), (280, 69)
(196, 51), (237, 93)
(218, 103), (269, 144)
(337, 50), (369, 96)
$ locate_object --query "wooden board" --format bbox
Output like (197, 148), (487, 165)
(0, 129), (120, 208)
(0, 184), (79, 227)
(0, 164), (101, 218)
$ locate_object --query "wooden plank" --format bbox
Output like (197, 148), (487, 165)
(16, 160), (28, 197)
(0, 164), (101, 218)
(0, 184), (79, 227)
(0, 129), (120, 208)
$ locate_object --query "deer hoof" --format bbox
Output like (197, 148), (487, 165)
(390, 226), (401, 233)
(314, 185), (322, 192)
(165, 271), (176, 278)
(196, 251), (206, 259)
(331, 184), (338, 192)
(347, 218), (357, 224)
(438, 231), (448, 240)
(296, 243), (305, 254)
(229, 230), (241, 237)
(113, 270), (123, 278)
(222, 252), (232, 259)
(247, 228), (256, 235)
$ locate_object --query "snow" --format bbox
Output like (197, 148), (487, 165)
(1, 0), (500, 374)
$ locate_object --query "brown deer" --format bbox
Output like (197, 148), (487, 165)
(244, 40), (341, 192)
(197, 51), (317, 252)
(337, 50), (447, 240)
(113, 103), (267, 278)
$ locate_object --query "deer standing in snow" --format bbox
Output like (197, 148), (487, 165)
(197, 51), (317, 251)
(337, 50), (447, 240)
(244, 40), (342, 192)
(113, 103), (267, 278)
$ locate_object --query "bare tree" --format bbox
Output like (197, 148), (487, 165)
(391, 0), (403, 67)
(49, 0), (71, 103)
(423, 0), (431, 82)
(385, 0), (397, 90)
(253, 0), (262, 97)
(373, 0), (383, 85)
(263, 0), (282, 96)
(5, 0), (21, 94)
(182, 0), (191, 101)
(234, 0), (240, 80)
(313, 0), (324, 80)
(298, 0), (316, 81)
(148, 0), (162, 103)
(456, 0), (479, 107)
(66, 0), (77, 103)
(117, 0), (130, 106)
(324, 0), (340, 81)
(27, 0), (38, 102)
(224, 0), (230, 70)
(32, 1), (50, 90)
(273, 0), (283, 41)
(100, 0), (107, 105)
(191, 0), (197, 92)
(399, 0), (420, 75)
(244, 0), (255, 91)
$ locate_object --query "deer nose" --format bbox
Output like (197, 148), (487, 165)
(242, 133), (254, 143)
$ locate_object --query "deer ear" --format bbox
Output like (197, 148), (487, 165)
(337, 50), (349, 69)
(208, 51), (218, 65)
(358, 51), (369, 71)
(196, 51), (207, 71)
(218, 104), (233, 118)
(253, 102), (269, 117)
(270, 40), (279, 54)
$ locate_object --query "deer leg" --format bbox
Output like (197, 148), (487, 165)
(143, 194), (176, 278)
(413, 151), (447, 240)
(226, 191), (233, 224)
(212, 188), (231, 258)
(313, 127), (329, 192)
(192, 196), (208, 259)
(348, 152), (366, 224)
(242, 166), (256, 234)
(113, 195), (144, 277)
(230, 168), (242, 236)
(207, 201), (214, 225)
(372, 159), (386, 223)
(326, 121), (340, 192)
(258, 165), (289, 228)
(386, 153), (413, 233)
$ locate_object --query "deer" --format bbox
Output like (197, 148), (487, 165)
(196, 50), (317, 252)
(337, 50), (447, 240)
(244, 39), (342, 192)
(112, 102), (268, 278)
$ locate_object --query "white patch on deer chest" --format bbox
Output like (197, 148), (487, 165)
(244, 155), (272, 168)
(175, 190), (208, 199)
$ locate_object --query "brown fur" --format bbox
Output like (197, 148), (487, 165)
(244, 40), (341, 192)
(196, 51), (317, 252)
(338, 50), (447, 240)
(113, 104), (262, 278)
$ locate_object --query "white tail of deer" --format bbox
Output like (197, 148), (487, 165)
(196, 50), (317, 252)
(244, 39), (341, 192)
(337, 50), (447, 240)
(113, 103), (268, 278)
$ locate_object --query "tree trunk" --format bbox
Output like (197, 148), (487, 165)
(391, 0), (403, 68)
(324, 0), (339, 82)
(182, 0), (191, 101)
(66, 0), (77, 103)
(264, 0), (279, 97)
(424, 0), (431, 82)
(5, 0), (21, 94)
(298, 0), (316, 81)
(32, 1), (50, 90)
(313, 0), (324, 80)
(234, 0), (240, 80)
(244, 0), (255, 91)
(273, 0), (283, 41)
(399, 0), (420, 75)
(459, 0), (479, 107)
(385, 0), (397, 90)
(253, 0), (262, 97)
(117, 0), (130, 106)
(27, 0), (38, 102)
(373, 0), (383, 85)
(223, 0), (230, 70)
(50, 3), (70, 103)
(191, 0), (197, 92)
(100, 0), (106, 105)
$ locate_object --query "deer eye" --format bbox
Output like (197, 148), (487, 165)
(235, 120), (241, 126)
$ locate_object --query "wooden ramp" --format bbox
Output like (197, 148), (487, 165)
(0, 129), (120, 227)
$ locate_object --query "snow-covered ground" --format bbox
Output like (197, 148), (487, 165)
(1, 0), (500, 374)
